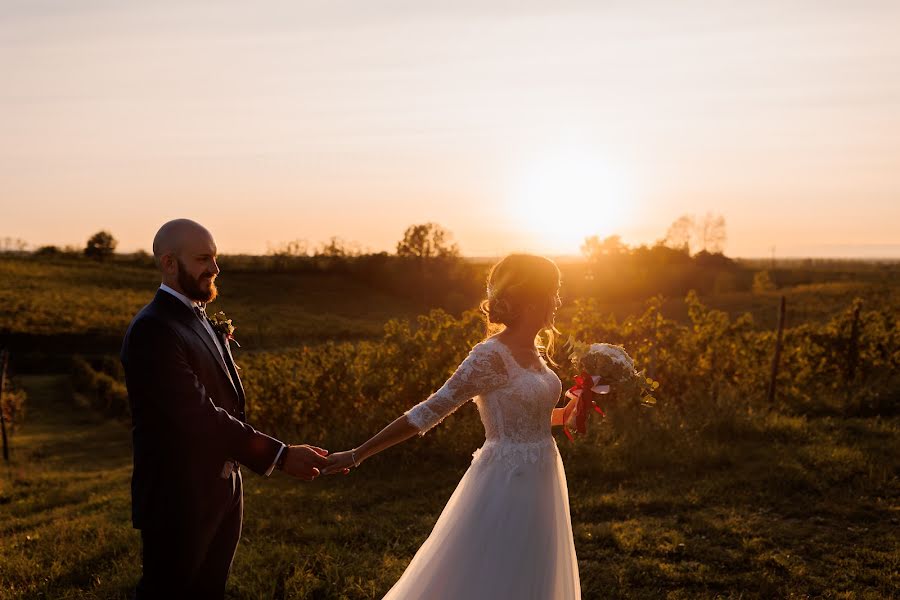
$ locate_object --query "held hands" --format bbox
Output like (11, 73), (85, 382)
(280, 444), (330, 481)
(320, 449), (358, 476)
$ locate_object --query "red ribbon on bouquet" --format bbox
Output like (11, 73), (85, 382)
(562, 371), (605, 441)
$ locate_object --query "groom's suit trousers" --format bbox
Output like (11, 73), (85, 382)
(136, 468), (243, 599)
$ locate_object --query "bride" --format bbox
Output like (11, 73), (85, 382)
(323, 254), (581, 599)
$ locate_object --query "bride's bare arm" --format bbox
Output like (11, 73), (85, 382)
(326, 394), (578, 474)
(322, 415), (419, 473)
(322, 342), (510, 475)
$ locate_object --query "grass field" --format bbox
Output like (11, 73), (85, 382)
(1, 375), (897, 599)
(0, 256), (422, 350)
(3, 255), (896, 354)
(1, 254), (898, 598)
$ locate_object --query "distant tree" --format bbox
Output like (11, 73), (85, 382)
(752, 270), (777, 293)
(0, 237), (28, 253)
(693, 250), (734, 272)
(396, 223), (459, 259)
(267, 239), (310, 270)
(664, 214), (695, 254)
(395, 223), (461, 308)
(316, 237), (360, 258)
(84, 230), (117, 261)
(697, 212), (727, 254)
(34, 245), (60, 256)
(267, 239), (309, 258)
(581, 234), (628, 260)
(640, 241), (694, 266)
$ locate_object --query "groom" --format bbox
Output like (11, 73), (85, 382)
(121, 218), (330, 598)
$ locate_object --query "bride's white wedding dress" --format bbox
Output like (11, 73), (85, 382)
(383, 336), (580, 599)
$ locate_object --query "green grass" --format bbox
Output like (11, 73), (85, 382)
(0, 256), (421, 348)
(0, 376), (140, 597)
(1, 376), (897, 598)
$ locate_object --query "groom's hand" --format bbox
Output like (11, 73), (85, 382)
(281, 445), (330, 481)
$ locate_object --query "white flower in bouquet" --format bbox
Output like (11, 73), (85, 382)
(561, 338), (658, 439)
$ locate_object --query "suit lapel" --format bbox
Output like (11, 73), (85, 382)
(186, 318), (240, 394)
(153, 290), (240, 401)
(220, 333), (246, 407)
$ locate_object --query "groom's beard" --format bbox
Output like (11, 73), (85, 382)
(176, 258), (218, 303)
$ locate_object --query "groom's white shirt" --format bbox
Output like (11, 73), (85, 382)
(159, 283), (284, 476)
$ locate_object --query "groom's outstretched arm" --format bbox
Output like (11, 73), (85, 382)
(124, 315), (284, 476)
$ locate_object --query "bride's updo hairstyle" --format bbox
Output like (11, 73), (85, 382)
(480, 254), (562, 363)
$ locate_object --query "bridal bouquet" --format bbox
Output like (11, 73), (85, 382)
(562, 340), (658, 440)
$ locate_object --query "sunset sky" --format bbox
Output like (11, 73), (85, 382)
(2, 1), (899, 258)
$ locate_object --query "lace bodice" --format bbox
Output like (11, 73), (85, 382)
(404, 337), (563, 452)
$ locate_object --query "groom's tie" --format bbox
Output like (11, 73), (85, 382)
(193, 303), (207, 322)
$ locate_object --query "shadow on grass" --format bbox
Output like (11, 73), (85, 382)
(1, 374), (897, 599)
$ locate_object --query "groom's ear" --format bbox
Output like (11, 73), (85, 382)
(159, 253), (176, 274)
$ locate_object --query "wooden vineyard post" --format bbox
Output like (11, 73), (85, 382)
(847, 300), (862, 384)
(845, 300), (862, 404)
(766, 296), (786, 407)
(0, 348), (9, 463)
(648, 310), (659, 380)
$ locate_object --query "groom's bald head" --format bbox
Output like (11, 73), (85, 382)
(152, 219), (213, 266)
(152, 219), (220, 302)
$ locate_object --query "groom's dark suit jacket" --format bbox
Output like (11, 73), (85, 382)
(121, 289), (283, 530)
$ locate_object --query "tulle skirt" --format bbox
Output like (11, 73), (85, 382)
(382, 438), (580, 600)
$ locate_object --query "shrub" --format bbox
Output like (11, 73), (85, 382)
(753, 270), (777, 293)
(0, 375), (27, 434)
(71, 356), (129, 418)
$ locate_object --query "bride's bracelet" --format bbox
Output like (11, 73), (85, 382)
(351, 449), (361, 468)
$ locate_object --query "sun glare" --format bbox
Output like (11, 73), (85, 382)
(507, 150), (634, 255)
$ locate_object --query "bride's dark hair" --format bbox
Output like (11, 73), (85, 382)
(479, 254), (562, 365)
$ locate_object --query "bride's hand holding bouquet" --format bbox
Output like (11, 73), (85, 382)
(561, 339), (658, 441)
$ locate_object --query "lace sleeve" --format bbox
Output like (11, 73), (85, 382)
(404, 341), (509, 435)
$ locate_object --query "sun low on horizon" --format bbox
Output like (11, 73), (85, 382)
(504, 146), (637, 256)
(1, 1), (899, 259)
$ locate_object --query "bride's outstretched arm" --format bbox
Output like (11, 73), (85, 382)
(322, 415), (419, 474)
(322, 341), (509, 475)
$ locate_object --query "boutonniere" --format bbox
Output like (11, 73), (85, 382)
(209, 311), (241, 347)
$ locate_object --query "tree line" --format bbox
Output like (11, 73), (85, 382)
(6, 214), (777, 311)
